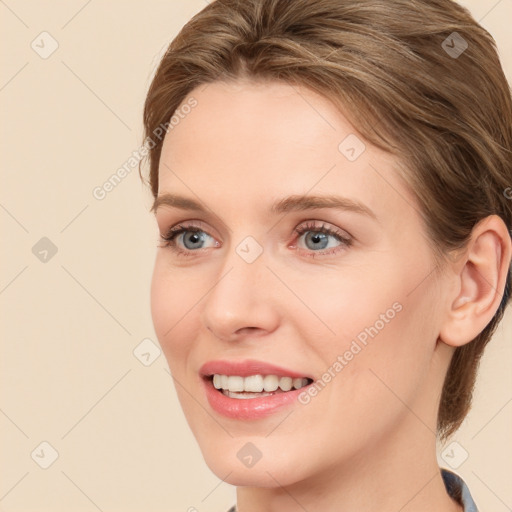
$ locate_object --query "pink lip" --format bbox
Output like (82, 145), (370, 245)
(201, 377), (311, 420)
(199, 359), (314, 420)
(199, 359), (313, 379)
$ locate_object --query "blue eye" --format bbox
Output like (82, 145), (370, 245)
(292, 221), (352, 258)
(158, 221), (352, 258)
(159, 223), (216, 256)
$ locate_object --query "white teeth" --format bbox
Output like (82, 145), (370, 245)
(211, 374), (310, 393)
(293, 377), (305, 389)
(244, 374), (264, 392)
(263, 375), (279, 392)
(228, 376), (244, 392)
(279, 376), (293, 391)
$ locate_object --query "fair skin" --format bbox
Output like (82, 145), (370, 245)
(150, 79), (511, 512)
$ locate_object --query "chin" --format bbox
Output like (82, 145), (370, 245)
(200, 443), (307, 488)
(207, 461), (297, 488)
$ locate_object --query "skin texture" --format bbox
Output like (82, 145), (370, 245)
(150, 79), (510, 512)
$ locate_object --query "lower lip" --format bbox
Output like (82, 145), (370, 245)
(202, 377), (309, 420)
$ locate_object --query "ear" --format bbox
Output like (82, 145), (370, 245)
(439, 215), (512, 348)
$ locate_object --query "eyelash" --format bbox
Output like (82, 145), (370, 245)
(157, 220), (353, 258)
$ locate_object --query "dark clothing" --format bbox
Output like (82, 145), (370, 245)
(225, 467), (478, 511)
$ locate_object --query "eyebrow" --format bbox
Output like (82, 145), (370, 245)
(151, 193), (377, 220)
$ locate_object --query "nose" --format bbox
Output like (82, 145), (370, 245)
(200, 239), (280, 342)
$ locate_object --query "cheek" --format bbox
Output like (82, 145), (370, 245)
(150, 259), (172, 344)
(301, 258), (437, 412)
(286, 264), (405, 353)
(295, 300), (436, 466)
(150, 257), (201, 362)
(337, 276), (438, 425)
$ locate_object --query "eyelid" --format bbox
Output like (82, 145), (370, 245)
(160, 219), (216, 241)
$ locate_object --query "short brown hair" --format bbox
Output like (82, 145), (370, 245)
(139, 0), (512, 441)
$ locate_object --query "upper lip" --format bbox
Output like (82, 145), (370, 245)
(199, 359), (313, 380)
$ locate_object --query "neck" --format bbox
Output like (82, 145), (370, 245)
(235, 418), (463, 512)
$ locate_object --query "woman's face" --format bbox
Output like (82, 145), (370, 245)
(150, 79), (452, 486)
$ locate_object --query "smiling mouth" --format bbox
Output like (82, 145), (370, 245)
(208, 374), (314, 399)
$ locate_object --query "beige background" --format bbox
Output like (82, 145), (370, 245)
(1, 1), (511, 511)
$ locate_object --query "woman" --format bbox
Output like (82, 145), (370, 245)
(139, 1), (511, 510)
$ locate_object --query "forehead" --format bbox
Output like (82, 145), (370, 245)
(160, 79), (354, 169)
(156, 80), (418, 226)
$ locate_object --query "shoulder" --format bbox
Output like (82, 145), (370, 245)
(441, 468), (479, 512)
(225, 471), (478, 512)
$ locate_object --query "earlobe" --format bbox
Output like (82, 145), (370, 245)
(438, 215), (511, 348)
